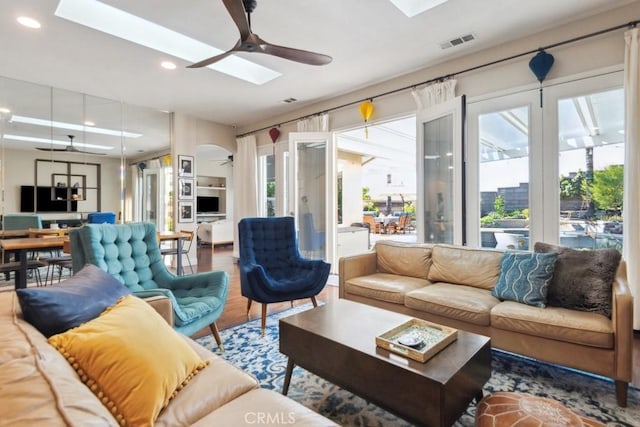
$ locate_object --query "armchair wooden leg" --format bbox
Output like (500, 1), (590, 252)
(261, 303), (267, 337)
(246, 299), (253, 319)
(311, 296), (318, 307)
(209, 322), (224, 353)
(615, 380), (628, 407)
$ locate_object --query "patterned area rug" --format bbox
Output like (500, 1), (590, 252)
(196, 304), (640, 426)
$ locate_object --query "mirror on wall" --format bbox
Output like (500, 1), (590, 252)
(0, 75), (171, 226)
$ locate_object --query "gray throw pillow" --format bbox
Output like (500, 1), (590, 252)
(533, 242), (621, 318)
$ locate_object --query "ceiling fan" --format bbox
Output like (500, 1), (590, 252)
(36, 134), (106, 156)
(187, 0), (332, 68)
(221, 155), (234, 166)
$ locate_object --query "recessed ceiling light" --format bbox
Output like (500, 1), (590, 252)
(161, 61), (177, 70)
(17, 16), (41, 29)
(389, 0), (448, 17)
(9, 115), (142, 138)
(55, 0), (281, 85)
(0, 107), (11, 114)
(2, 134), (114, 150)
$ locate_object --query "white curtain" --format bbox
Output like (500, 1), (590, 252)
(412, 79), (457, 110)
(623, 28), (640, 330)
(297, 114), (329, 132)
(232, 134), (258, 258)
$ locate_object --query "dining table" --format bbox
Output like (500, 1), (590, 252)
(0, 236), (67, 289)
(158, 231), (192, 275)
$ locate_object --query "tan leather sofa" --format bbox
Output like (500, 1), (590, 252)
(0, 291), (336, 426)
(338, 241), (634, 407)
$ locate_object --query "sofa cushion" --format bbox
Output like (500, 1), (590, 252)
(156, 342), (260, 426)
(344, 273), (429, 304)
(16, 264), (131, 337)
(492, 251), (558, 308)
(48, 295), (209, 427)
(428, 245), (502, 289)
(2, 292), (120, 425)
(191, 389), (339, 427)
(534, 242), (621, 317)
(374, 241), (433, 280)
(491, 301), (613, 348)
(405, 283), (500, 326)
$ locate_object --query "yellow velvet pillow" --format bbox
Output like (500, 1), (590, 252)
(48, 295), (209, 427)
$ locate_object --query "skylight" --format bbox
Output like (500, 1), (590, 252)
(389, 0), (448, 17)
(55, 0), (281, 85)
(9, 115), (142, 138)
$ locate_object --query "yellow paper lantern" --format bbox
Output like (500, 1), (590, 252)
(359, 100), (374, 139)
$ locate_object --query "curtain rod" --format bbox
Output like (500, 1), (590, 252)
(238, 19), (639, 138)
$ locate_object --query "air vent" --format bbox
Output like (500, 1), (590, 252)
(439, 33), (476, 50)
(281, 97), (298, 104)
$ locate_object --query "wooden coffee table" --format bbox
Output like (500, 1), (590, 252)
(279, 299), (491, 427)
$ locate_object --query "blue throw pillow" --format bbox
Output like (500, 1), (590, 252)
(492, 251), (558, 308)
(16, 264), (130, 337)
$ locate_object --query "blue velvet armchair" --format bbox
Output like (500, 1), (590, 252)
(69, 222), (228, 348)
(238, 216), (331, 334)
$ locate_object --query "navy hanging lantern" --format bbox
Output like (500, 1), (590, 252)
(529, 49), (554, 107)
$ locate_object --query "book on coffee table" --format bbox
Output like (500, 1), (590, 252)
(376, 318), (458, 363)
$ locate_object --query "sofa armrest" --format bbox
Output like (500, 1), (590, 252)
(612, 259), (633, 382)
(338, 252), (377, 298)
(144, 295), (175, 327)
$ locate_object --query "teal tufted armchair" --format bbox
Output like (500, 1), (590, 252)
(69, 222), (228, 348)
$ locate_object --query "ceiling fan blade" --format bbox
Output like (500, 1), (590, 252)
(187, 40), (240, 68)
(36, 147), (67, 152)
(222, 0), (251, 40)
(259, 41), (332, 66)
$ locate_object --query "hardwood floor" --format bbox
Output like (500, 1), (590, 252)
(197, 244), (639, 390)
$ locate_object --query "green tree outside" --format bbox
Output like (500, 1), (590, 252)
(589, 164), (623, 212)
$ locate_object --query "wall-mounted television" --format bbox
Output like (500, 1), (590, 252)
(196, 196), (219, 213)
(20, 186), (78, 213)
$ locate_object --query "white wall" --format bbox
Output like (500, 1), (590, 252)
(237, 3), (637, 143)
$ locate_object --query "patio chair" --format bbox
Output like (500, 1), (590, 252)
(238, 216), (331, 335)
(363, 215), (383, 234)
(70, 222), (228, 347)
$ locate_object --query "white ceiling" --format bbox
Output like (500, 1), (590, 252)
(0, 0), (636, 157)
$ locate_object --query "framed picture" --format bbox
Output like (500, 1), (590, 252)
(178, 178), (194, 200)
(178, 201), (194, 223)
(178, 155), (194, 177)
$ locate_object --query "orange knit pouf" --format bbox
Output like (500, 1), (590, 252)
(475, 392), (605, 427)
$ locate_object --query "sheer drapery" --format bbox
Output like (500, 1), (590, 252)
(233, 134), (258, 258)
(296, 114), (329, 132)
(412, 80), (457, 110)
(623, 28), (639, 329)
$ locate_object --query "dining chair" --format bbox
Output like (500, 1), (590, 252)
(238, 216), (331, 335)
(159, 230), (194, 275)
(70, 222), (228, 347)
(86, 211), (117, 224)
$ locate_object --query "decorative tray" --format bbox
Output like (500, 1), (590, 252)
(376, 318), (457, 363)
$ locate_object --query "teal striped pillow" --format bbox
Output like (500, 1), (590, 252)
(492, 251), (558, 308)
